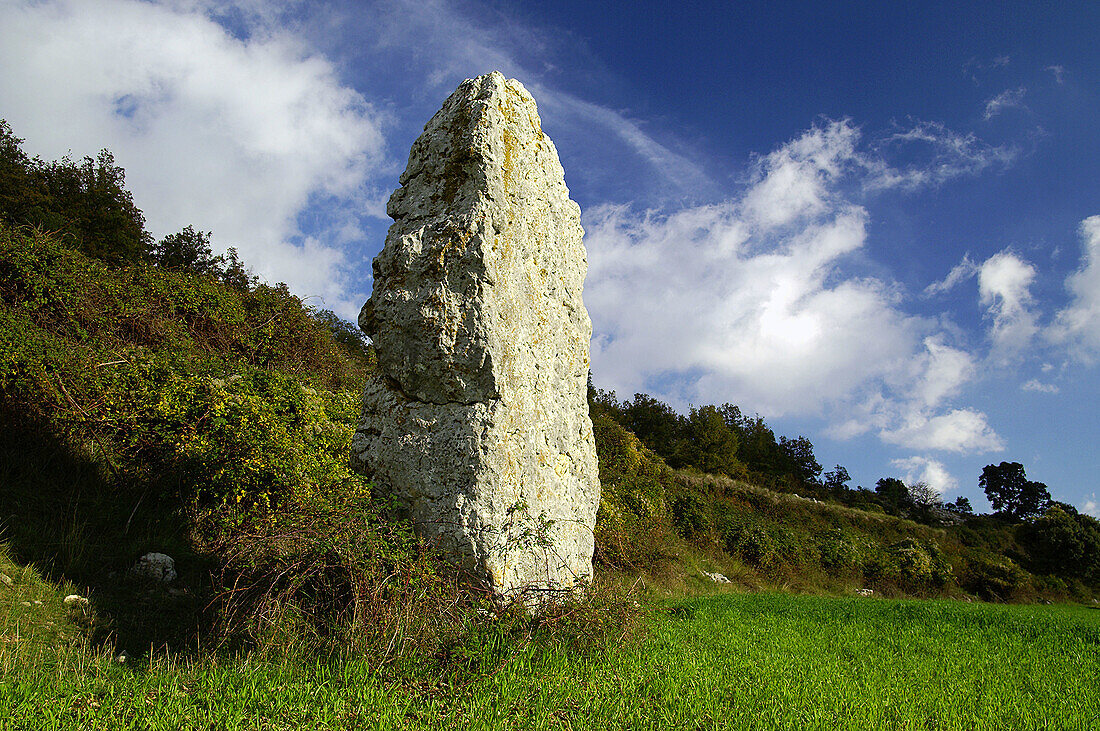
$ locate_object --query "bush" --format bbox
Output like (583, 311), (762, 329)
(961, 556), (1028, 601)
(670, 494), (710, 540)
(817, 529), (860, 573)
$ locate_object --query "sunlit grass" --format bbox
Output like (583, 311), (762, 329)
(3, 590), (1097, 730)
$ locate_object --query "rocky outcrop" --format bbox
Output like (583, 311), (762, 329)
(351, 72), (600, 598)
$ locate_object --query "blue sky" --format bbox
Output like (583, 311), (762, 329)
(1, 0), (1097, 513)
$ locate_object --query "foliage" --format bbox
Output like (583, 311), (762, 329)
(1018, 504), (1100, 583)
(588, 387), (820, 492)
(0, 120), (150, 263)
(874, 477), (911, 516)
(961, 555), (1030, 601)
(980, 462), (1051, 520)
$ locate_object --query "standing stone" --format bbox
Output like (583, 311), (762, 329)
(351, 72), (600, 598)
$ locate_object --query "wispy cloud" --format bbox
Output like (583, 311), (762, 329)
(1022, 379), (1059, 393)
(984, 87), (1028, 120)
(864, 121), (1017, 191)
(924, 254), (979, 297)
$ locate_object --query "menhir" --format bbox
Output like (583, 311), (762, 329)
(351, 72), (600, 598)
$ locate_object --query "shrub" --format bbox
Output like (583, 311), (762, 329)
(961, 556), (1029, 601)
(670, 493), (710, 540)
(817, 529), (860, 572)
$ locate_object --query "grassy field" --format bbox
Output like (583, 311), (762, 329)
(4, 572), (1097, 731)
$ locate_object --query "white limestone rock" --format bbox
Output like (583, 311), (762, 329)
(352, 72), (600, 598)
(131, 552), (177, 583)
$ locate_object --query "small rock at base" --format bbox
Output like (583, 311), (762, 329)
(131, 553), (177, 583)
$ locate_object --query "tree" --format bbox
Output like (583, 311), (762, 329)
(907, 481), (943, 523)
(682, 405), (740, 477)
(0, 120), (151, 262)
(152, 225), (221, 274)
(1018, 504), (1100, 582)
(823, 465), (851, 495)
(875, 477), (911, 515)
(779, 435), (823, 486)
(979, 462), (1051, 520)
(944, 496), (973, 515)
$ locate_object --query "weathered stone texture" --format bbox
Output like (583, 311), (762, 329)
(351, 72), (600, 596)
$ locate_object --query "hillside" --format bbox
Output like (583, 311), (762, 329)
(1, 218), (1097, 655)
(1, 117), (1098, 664)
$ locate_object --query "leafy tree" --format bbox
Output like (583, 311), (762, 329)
(779, 435), (823, 486)
(219, 247), (258, 291)
(622, 393), (685, 460)
(152, 225), (221, 273)
(945, 496), (974, 515)
(979, 462), (1051, 520)
(39, 150), (151, 262)
(0, 120), (150, 262)
(823, 465), (851, 495)
(1018, 504), (1100, 582)
(875, 477), (911, 515)
(681, 405), (740, 476)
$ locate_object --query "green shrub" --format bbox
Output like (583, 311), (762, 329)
(670, 493), (710, 540)
(817, 529), (860, 572)
(961, 556), (1029, 601)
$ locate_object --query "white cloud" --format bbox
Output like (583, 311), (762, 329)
(585, 120), (1003, 454)
(864, 121), (1016, 191)
(983, 87), (1027, 120)
(924, 254), (978, 296)
(0, 0), (385, 318)
(890, 456), (958, 495)
(1050, 216), (1100, 361)
(1021, 379), (1059, 393)
(881, 409), (1004, 453)
(741, 120), (857, 229)
(979, 251), (1039, 358)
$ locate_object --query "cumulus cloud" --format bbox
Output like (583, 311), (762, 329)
(890, 456), (958, 495)
(0, 0), (385, 317)
(585, 120), (1003, 454)
(1050, 216), (1100, 361)
(881, 409), (1004, 453)
(983, 87), (1028, 120)
(979, 251), (1039, 358)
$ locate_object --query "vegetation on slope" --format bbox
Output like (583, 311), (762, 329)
(0, 117), (1097, 714)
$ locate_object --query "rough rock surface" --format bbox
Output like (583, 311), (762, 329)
(351, 72), (600, 597)
(131, 552), (177, 583)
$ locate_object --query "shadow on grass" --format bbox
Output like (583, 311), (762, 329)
(0, 409), (217, 656)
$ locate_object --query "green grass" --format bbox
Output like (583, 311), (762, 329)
(3, 591), (1097, 730)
